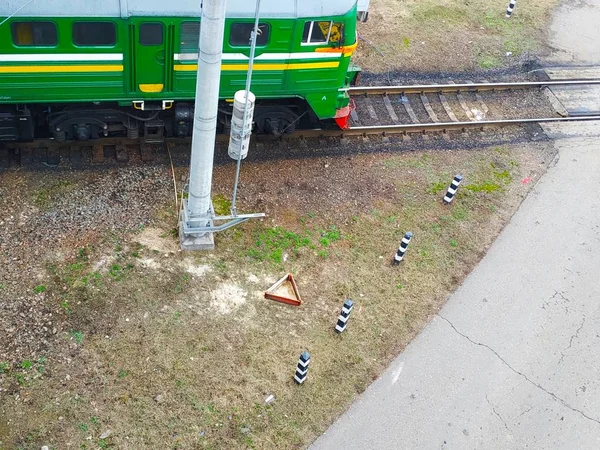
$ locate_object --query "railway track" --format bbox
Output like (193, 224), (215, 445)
(1, 79), (600, 167)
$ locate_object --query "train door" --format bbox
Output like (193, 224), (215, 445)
(135, 22), (166, 94)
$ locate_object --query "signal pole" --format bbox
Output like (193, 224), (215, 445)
(180, 0), (265, 251)
(180, 0), (228, 250)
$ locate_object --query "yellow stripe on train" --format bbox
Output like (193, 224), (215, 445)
(0, 65), (124, 73)
(174, 61), (340, 72)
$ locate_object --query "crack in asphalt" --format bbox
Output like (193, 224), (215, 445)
(559, 317), (586, 364)
(438, 314), (600, 426)
(486, 395), (511, 431)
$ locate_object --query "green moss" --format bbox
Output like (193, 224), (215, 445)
(213, 194), (232, 216)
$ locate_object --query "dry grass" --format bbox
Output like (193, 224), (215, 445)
(0, 143), (555, 449)
(355, 0), (559, 72)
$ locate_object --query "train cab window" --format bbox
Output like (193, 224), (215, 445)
(180, 22), (200, 52)
(140, 23), (163, 46)
(11, 22), (57, 46)
(302, 21), (344, 45)
(229, 23), (270, 47)
(73, 22), (116, 46)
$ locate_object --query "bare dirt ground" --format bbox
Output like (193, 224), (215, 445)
(1, 140), (556, 449)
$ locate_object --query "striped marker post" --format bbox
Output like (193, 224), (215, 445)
(506, 0), (516, 18)
(392, 232), (413, 266)
(294, 351), (311, 384)
(335, 299), (354, 333)
(443, 175), (463, 204)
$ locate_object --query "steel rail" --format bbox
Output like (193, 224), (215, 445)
(343, 79), (600, 95)
(286, 115), (600, 139)
(5, 116), (600, 156)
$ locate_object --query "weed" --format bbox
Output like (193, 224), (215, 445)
(33, 285), (46, 294)
(69, 262), (84, 273)
(402, 37), (410, 48)
(60, 300), (72, 315)
(114, 244), (122, 252)
(451, 206), (468, 221)
(431, 222), (441, 234)
(0, 362), (8, 373)
(130, 251), (140, 258)
(493, 169), (512, 184)
(77, 423), (89, 432)
(21, 360), (32, 370)
(71, 330), (84, 344)
(90, 416), (99, 424)
(478, 54), (501, 69)
(77, 247), (89, 261)
(449, 239), (459, 248)
(15, 374), (25, 385)
(466, 181), (501, 193)
(109, 264), (124, 281)
(307, 211), (316, 219)
(396, 284), (404, 290)
(0, 283), (4, 290)
(427, 181), (447, 195)
(118, 369), (128, 379)
(99, 439), (108, 449)
(37, 356), (47, 374)
(317, 250), (328, 258)
(248, 226), (311, 263)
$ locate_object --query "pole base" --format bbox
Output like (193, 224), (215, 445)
(179, 220), (215, 251)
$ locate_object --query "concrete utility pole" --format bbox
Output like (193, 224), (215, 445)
(180, 0), (228, 250)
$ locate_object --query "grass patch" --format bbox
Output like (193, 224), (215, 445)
(353, 0), (558, 72)
(247, 226), (312, 264)
(33, 179), (77, 210)
(466, 181), (501, 193)
(478, 54), (502, 69)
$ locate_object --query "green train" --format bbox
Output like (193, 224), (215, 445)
(0, 0), (361, 143)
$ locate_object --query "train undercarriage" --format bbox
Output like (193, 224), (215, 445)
(0, 98), (322, 144)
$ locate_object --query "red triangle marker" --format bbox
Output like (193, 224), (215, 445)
(264, 273), (302, 306)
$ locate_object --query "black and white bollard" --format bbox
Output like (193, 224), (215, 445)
(506, 0), (516, 18)
(392, 232), (413, 266)
(335, 299), (354, 333)
(443, 175), (463, 204)
(294, 351), (311, 384)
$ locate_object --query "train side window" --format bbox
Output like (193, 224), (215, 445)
(140, 23), (163, 46)
(73, 22), (116, 46)
(180, 22), (200, 53)
(230, 23), (270, 47)
(11, 22), (57, 47)
(301, 21), (344, 45)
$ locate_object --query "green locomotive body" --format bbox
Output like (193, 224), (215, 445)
(0, 0), (360, 142)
